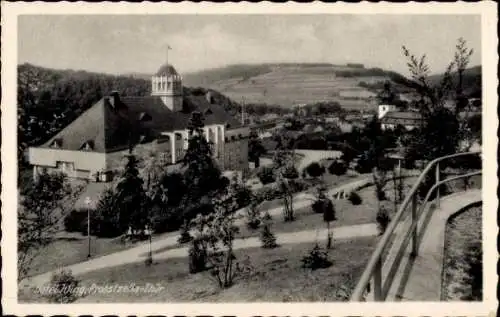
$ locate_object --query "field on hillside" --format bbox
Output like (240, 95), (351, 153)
(184, 64), (411, 109)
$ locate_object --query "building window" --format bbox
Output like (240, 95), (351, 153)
(80, 140), (94, 151)
(51, 138), (63, 148)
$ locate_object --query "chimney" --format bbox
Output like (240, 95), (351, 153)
(109, 91), (120, 107)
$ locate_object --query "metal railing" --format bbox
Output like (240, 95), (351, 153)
(350, 151), (482, 301)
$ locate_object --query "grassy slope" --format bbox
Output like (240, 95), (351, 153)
(22, 238), (376, 303)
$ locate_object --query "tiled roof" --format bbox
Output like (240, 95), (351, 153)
(383, 111), (423, 120)
(42, 93), (241, 153)
(155, 64), (179, 76)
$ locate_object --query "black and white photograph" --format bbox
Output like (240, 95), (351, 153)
(1, 2), (497, 316)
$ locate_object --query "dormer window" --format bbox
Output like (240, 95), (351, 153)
(139, 112), (152, 122)
(80, 140), (94, 151)
(225, 123), (231, 128)
(204, 108), (213, 115)
(51, 138), (63, 148)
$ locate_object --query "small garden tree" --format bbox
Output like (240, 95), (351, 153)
(400, 38), (474, 165)
(248, 130), (266, 168)
(93, 187), (121, 237)
(312, 187), (336, 248)
(257, 166), (276, 184)
(273, 135), (297, 222)
(204, 177), (251, 288)
(115, 154), (148, 234)
(183, 111), (227, 204)
(376, 205), (391, 235)
(245, 195), (262, 230)
(260, 214), (278, 249)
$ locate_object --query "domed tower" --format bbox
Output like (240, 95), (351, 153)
(151, 64), (183, 111)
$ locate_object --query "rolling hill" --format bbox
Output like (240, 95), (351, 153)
(182, 63), (481, 110)
(182, 63), (417, 110)
(429, 65), (482, 98)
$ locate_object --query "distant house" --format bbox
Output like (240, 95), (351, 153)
(324, 116), (340, 123)
(378, 104), (424, 131)
(380, 111), (423, 131)
(28, 63), (250, 182)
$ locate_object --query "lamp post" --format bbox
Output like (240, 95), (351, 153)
(145, 224), (153, 265)
(84, 196), (92, 258)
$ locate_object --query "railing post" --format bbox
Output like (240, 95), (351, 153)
(435, 162), (440, 208)
(373, 257), (382, 301)
(411, 193), (418, 257)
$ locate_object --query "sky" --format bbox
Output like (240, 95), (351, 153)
(18, 14), (481, 76)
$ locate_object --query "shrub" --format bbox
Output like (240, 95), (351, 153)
(150, 207), (183, 234)
(262, 211), (273, 222)
(348, 191), (362, 205)
(45, 270), (80, 303)
(177, 221), (193, 244)
(64, 209), (88, 233)
(312, 199), (324, 214)
(254, 179), (309, 203)
(305, 162), (325, 178)
(301, 244), (332, 270)
(254, 184), (280, 202)
(328, 160), (348, 176)
(246, 200), (261, 230)
(301, 169), (308, 178)
(260, 224), (278, 249)
(376, 189), (387, 201)
(376, 206), (391, 235)
(282, 165), (299, 179)
(257, 166), (276, 185)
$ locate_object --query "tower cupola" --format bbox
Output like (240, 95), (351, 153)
(151, 64), (183, 111)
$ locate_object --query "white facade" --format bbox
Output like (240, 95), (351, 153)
(378, 104), (398, 119)
(160, 123), (249, 174)
(151, 74), (183, 111)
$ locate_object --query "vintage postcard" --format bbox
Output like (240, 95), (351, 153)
(1, 2), (497, 316)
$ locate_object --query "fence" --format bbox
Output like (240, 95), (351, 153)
(350, 151), (482, 301)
